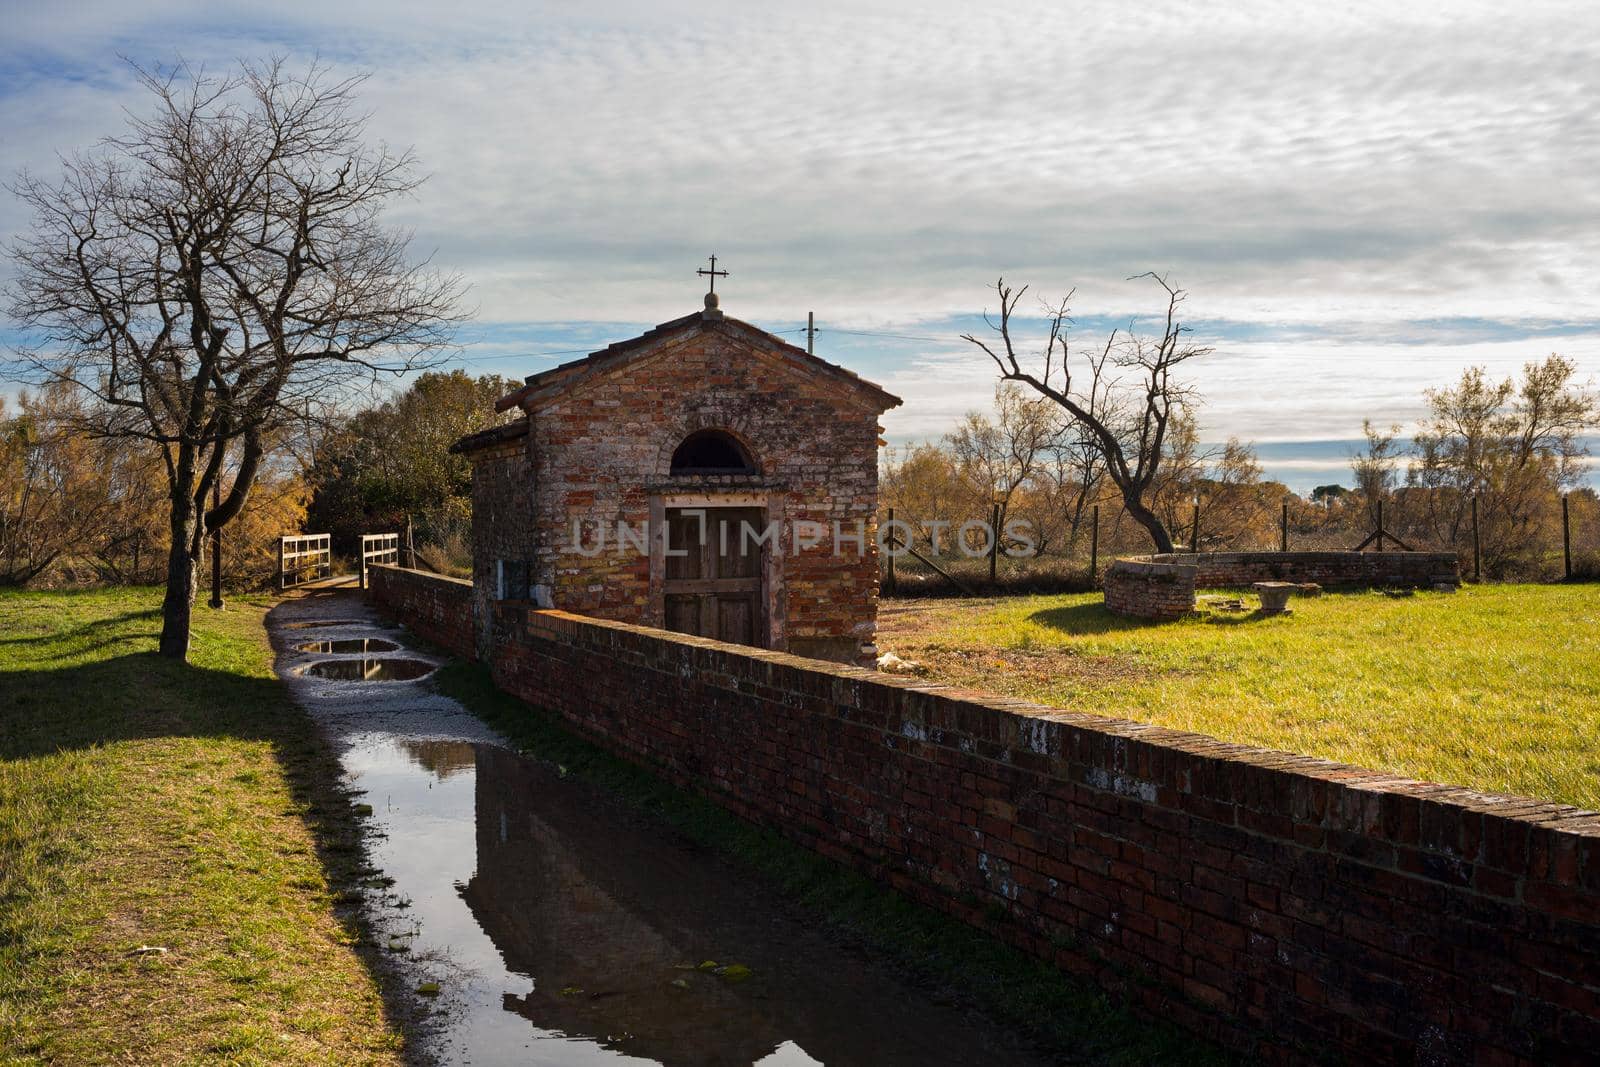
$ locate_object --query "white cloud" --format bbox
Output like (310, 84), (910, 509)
(4, 0), (1598, 321)
(877, 329), (1600, 446)
(3, 0), (1598, 456)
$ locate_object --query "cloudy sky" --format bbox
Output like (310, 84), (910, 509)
(3, 0), (1598, 488)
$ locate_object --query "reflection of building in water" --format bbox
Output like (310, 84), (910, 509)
(398, 739), (477, 781)
(458, 745), (791, 1067)
(456, 745), (1030, 1067)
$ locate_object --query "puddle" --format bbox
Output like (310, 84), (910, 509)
(301, 657), (436, 681)
(295, 638), (402, 655)
(346, 737), (1052, 1066)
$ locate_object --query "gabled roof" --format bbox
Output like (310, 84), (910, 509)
(448, 417), (528, 455)
(493, 309), (902, 414)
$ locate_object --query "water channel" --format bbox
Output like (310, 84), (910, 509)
(272, 592), (1055, 1067)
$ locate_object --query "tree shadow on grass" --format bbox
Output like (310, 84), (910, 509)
(1024, 602), (1181, 635)
(0, 608), (162, 650)
(1025, 600), (1295, 636)
(0, 628), (421, 1060)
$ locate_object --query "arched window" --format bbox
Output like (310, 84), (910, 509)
(670, 429), (757, 476)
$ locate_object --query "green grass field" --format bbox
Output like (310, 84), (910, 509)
(0, 588), (403, 1066)
(878, 584), (1600, 810)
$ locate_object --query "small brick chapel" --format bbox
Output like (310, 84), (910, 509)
(451, 281), (901, 665)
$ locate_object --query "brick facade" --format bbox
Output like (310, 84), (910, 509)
(368, 566), (1600, 1065)
(1105, 551), (1462, 620)
(453, 303), (900, 664)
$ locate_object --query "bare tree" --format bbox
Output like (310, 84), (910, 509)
(1043, 417), (1109, 556)
(6, 58), (463, 659)
(945, 382), (1063, 544)
(962, 273), (1211, 552)
(1350, 420), (1402, 530)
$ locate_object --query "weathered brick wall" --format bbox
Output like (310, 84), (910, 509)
(473, 603), (1600, 1065)
(519, 321), (885, 664)
(1160, 551), (1459, 588)
(467, 434), (535, 659)
(366, 564), (476, 661)
(1105, 552), (1462, 619)
(1104, 559), (1198, 619)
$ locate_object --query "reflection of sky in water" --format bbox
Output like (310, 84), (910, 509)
(293, 638), (401, 654)
(301, 658), (435, 681)
(342, 736), (1048, 1067)
(755, 1041), (824, 1066)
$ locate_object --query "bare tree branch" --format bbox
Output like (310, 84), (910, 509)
(962, 274), (1212, 552)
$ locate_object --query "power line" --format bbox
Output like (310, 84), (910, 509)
(824, 327), (950, 343)
(443, 321), (955, 369)
(448, 347), (599, 365)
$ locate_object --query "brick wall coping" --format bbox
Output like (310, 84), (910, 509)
(373, 564), (472, 589)
(1108, 557), (1197, 578)
(1135, 550), (1458, 571)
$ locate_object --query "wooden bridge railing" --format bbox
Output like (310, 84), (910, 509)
(360, 533), (400, 590)
(277, 533), (332, 591)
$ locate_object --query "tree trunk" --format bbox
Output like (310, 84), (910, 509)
(1123, 493), (1175, 553)
(158, 496), (198, 660)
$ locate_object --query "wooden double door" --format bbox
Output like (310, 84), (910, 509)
(663, 506), (765, 647)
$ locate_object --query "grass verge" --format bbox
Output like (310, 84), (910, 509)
(430, 659), (1229, 1066)
(878, 583), (1600, 809)
(0, 587), (404, 1065)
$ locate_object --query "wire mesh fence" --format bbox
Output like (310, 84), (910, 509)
(880, 489), (1600, 596)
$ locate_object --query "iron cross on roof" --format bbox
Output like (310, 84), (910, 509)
(696, 254), (729, 294)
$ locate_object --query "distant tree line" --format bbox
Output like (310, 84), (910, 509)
(1349, 355), (1597, 579)
(0, 382), (306, 588)
(884, 344), (1598, 586)
(303, 370), (517, 575)
(880, 382), (1288, 577)
(0, 368), (518, 591)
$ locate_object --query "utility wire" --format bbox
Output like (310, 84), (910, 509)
(822, 327), (950, 343)
(444, 323), (953, 369)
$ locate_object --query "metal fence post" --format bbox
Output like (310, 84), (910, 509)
(1089, 503), (1100, 584)
(1563, 494), (1572, 580)
(885, 507), (896, 593)
(1472, 494), (1481, 580)
(209, 481), (224, 609)
(989, 502), (1000, 583)
(1281, 500), (1289, 553)
(1191, 503), (1200, 553)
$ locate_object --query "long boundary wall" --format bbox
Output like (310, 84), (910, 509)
(367, 565), (1600, 1064)
(1106, 551), (1461, 620)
